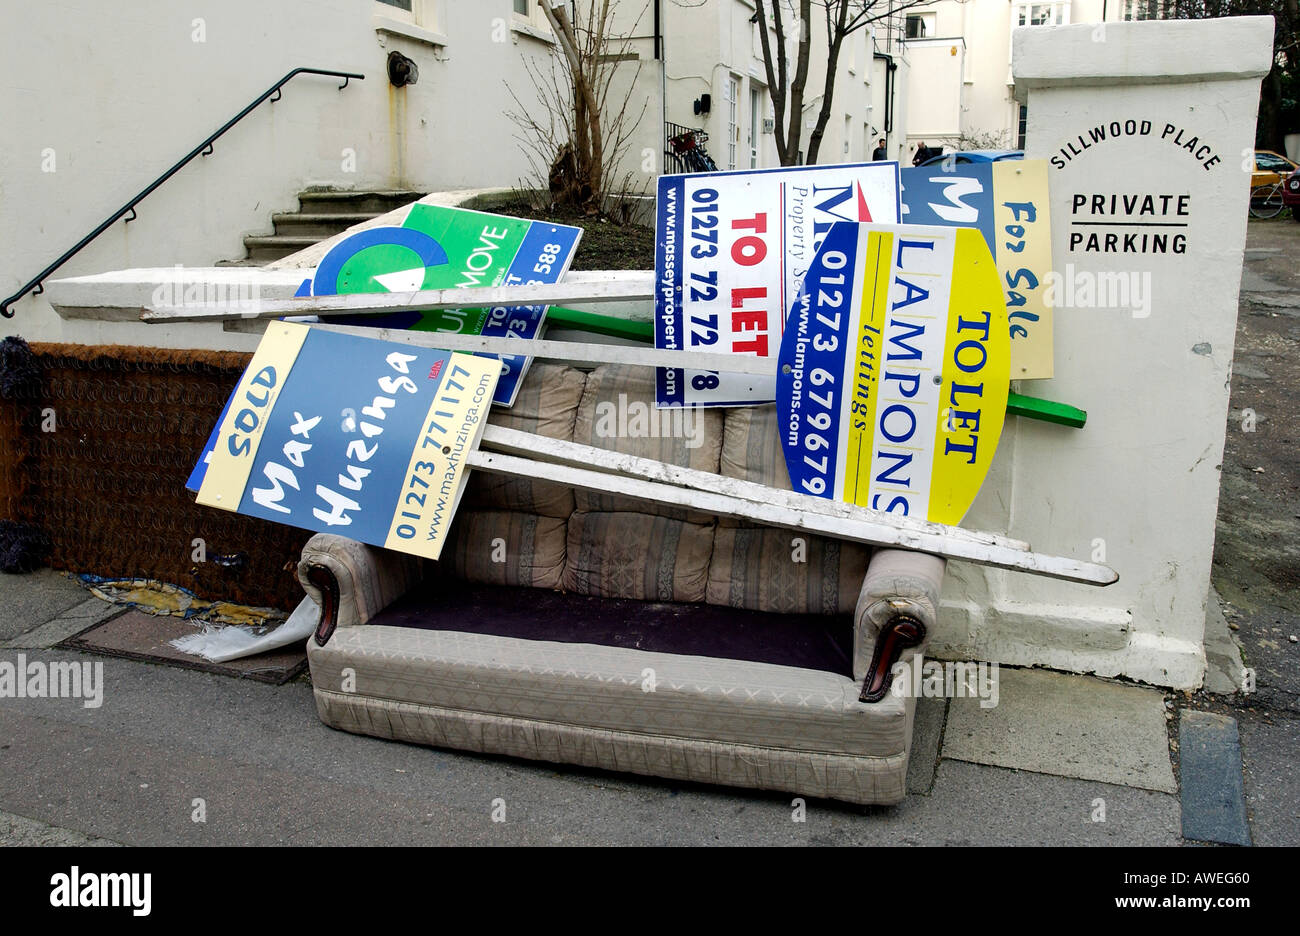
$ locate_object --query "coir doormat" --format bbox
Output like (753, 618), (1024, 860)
(0, 340), (311, 610)
(59, 609), (307, 685)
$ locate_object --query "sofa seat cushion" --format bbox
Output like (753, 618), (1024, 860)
(363, 581), (855, 676)
(312, 690), (911, 804)
(308, 625), (907, 762)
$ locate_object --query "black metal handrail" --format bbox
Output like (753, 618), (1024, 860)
(2, 67), (365, 318)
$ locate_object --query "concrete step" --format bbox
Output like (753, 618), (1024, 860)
(271, 212), (379, 238)
(297, 190), (425, 215)
(242, 234), (323, 262)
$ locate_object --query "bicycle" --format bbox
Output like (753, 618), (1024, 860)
(668, 129), (719, 173)
(1248, 177), (1288, 219)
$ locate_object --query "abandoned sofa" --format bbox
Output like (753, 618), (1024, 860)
(297, 362), (945, 805)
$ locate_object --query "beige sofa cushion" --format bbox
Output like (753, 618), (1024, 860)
(465, 363), (586, 519)
(571, 364), (724, 522)
(720, 404), (791, 489)
(563, 510), (714, 603)
(441, 509), (567, 590)
(308, 626), (909, 760)
(707, 526), (871, 615)
(717, 404), (798, 529)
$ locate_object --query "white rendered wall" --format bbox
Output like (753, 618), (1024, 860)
(1, 0), (561, 350)
(902, 0), (1146, 152)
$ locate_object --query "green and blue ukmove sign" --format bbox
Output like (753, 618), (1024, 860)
(298, 203), (581, 407)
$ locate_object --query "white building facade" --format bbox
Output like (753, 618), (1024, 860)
(1, 0), (567, 347)
(604, 0), (910, 181)
(899, 0), (1171, 161)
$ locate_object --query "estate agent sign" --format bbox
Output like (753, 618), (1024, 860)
(654, 163), (901, 407)
(194, 322), (499, 561)
(296, 203), (581, 407)
(900, 160), (1054, 379)
(776, 222), (1009, 525)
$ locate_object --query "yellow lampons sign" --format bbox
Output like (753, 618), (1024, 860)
(192, 322), (499, 560)
(775, 223), (1010, 524)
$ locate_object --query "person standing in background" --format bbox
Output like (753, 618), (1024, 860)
(872, 137), (888, 161)
(912, 142), (930, 166)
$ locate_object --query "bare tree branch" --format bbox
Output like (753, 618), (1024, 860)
(508, 0), (651, 212)
(754, 0), (953, 165)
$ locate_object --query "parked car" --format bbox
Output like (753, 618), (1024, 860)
(1252, 149), (1299, 188)
(1282, 167), (1300, 220)
(918, 149), (1024, 167)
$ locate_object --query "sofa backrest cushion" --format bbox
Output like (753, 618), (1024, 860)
(711, 404), (871, 614)
(571, 364), (724, 523)
(719, 405), (791, 491)
(466, 363), (586, 519)
(444, 361), (869, 614)
(563, 510), (714, 604)
(440, 509), (567, 590)
(708, 525), (871, 615)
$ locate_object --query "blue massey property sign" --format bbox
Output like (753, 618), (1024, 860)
(193, 322), (499, 561)
(654, 163), (901, 408)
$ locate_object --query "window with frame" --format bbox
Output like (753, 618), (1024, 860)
(1122, 0), (1170, 19)
(512, 0), (553, 34)
(1010, 2), (1069, 63)
(725, 75), (740, 170)
(1013, 2), (1069, 28)
(374, 0), (439, 33)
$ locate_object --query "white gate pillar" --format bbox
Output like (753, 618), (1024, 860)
(938, 16), (1275, 688)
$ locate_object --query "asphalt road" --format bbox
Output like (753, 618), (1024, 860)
(1202, 216), (1300, 846)
(0, 649), (1181, 846)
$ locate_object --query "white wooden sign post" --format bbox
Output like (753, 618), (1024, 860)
(152, 300), (1116, 586)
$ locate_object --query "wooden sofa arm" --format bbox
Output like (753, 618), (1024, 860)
(854, 549), (946, 703)
(297, 534), (424, 646)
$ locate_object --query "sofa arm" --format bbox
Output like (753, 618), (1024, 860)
(854, 549), (947, 702)
(297, 534), (424, 646)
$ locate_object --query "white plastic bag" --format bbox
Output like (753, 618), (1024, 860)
(170, 596), (318, 663)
